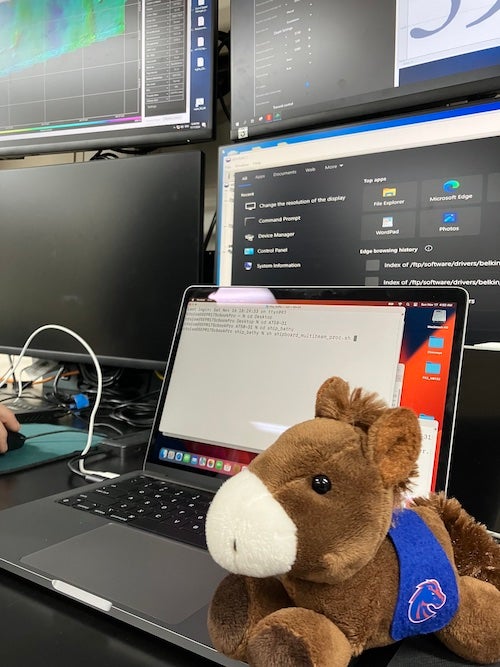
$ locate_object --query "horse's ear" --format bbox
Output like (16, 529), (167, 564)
(366, 407), (421, 487)
(315, 376), (388, 431)
(315, 376), (421, 485)
(315, 377), (351, 419)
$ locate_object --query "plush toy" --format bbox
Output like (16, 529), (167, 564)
(205, 376), (500, 666)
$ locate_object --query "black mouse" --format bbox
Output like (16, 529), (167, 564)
(4, 431), (26, 453)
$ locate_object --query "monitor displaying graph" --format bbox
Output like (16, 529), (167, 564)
(0, 0), (216, 155)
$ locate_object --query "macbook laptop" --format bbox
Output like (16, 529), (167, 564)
(0, 285), (468, 665)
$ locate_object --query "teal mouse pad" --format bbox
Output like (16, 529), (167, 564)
(0, 424), (103, 475)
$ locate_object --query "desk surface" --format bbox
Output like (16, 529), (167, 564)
(0, 449), (495, 667)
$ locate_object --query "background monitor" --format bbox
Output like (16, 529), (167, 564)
(230, 0), (500, 140)
(448, 346), (500, 536)
(0, 0), (216, 157)
(0, 151), (204, 369)
(217, 98), (500, 346)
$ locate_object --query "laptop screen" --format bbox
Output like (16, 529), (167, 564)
(146, 285), (468, 497)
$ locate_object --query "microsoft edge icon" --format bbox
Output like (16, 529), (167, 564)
(443, 179), (460, 192)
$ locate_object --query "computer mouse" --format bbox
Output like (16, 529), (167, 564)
(3, 431), (26, 453)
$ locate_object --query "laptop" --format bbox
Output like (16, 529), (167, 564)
(0, 285), (468, 665)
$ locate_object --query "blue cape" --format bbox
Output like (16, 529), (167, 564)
(388, 509), (459, 641)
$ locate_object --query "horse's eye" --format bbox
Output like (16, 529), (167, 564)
(311, 474), (331, 494)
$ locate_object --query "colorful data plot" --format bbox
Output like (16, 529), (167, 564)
(0, 0), (126, 77)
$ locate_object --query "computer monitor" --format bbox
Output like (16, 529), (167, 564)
(448, 346), (500, 537)
(0, 0), (216, 157)
(217, 98), (500, 346)
(0, 151), (204, 369)
(230, 0), (500, 140)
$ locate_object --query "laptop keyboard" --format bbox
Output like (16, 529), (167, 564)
(57, 475), (213, 549)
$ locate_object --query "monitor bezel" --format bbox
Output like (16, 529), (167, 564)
(230, 77), (500, 143)
(0, 123), (216, 160)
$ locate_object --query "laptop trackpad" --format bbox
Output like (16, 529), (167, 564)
(21, 523), (225, 625)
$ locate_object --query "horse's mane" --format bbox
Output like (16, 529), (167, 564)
(315, 376), (388, 433)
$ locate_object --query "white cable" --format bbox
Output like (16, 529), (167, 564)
(15, 362), (59, 401)
(8, 324), (118, 480)
(16, 367), (26, 401)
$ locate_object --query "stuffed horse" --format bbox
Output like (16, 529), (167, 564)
(205, 376), (500, 666)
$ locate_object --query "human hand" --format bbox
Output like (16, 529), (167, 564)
(0, 405), (21, 453)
